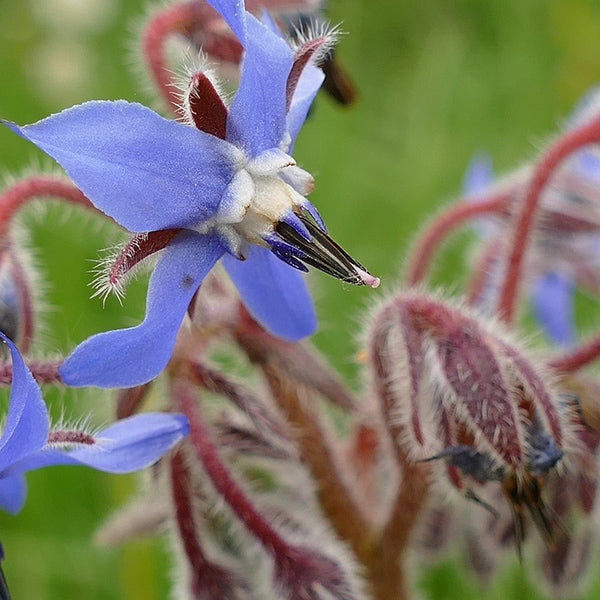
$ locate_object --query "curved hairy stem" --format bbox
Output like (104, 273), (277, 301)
(404, 189), (512, 286)
(497, 112), (600, 322)
(0, 175), (94, 234)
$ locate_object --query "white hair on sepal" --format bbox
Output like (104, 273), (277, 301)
(47, 408), (102, 449)
(89, 235), (159, 307)
(89, 242), (132, 306)
(170, 49), (229, 126)
(289, 19), (343, 65)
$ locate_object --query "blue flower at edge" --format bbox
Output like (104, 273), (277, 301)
(1, 0), (333, 388)
(0, 333), (188, 513)
(462, 154), (576, 346)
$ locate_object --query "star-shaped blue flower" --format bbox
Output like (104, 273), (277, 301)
(0, 332), (188, 513)
(2, 0), (378, 389)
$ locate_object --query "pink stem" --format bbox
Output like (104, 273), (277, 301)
(115, 382), (152, 419)
(465, 235), (503, 306)
(0, 175), (95, 234)
(548, 335), (600, 373)
(169, 449), (242, 598)
(403, 191), (512, 286)
(170, 450), (210, 596)
(0, 359), (61, 384)
(496, 112), (600, 322)
(175, 379), (293, 558)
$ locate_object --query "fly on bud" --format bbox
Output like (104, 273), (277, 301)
(368, 291), (576, 552)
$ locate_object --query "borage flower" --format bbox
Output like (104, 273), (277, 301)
(3, 0), (378, 389)
(0, 333), (188, 513)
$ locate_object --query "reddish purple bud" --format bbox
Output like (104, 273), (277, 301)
(367, 300), (425, 448)
(432, 321), (523, 468)
(368, 291), (572, 549)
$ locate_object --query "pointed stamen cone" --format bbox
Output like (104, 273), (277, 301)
(0, 541), (9, 600)
(274, 212), (379, 287)
(502, 471), (561, 551)
(185, 71), (228, 139)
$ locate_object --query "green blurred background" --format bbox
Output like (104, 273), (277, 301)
(1, 0), (600, 597)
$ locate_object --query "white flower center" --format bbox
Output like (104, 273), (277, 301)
(195, 148), (314, 258)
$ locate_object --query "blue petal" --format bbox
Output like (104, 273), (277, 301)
(227, 13), (293, 155)
(0, 474), (26, 514)
(222, 245), (316, 340)
(462, 153), (494, 196)
(59, 232), (224, 388)
(258, 8), (281, 36)
(286, 63), (325, 150)
(258, 8), (323, 148)
(206, 0), (247, 41)
(3, 101), (237, 232)
(0, 334), (48, 472)
(531, 271), (576, 346)
(5, 413), (188, 475)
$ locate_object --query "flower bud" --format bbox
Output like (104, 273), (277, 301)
(368, 291), (575, 549)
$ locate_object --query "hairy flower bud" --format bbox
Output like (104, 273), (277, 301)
(368, 290), (575, 549)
